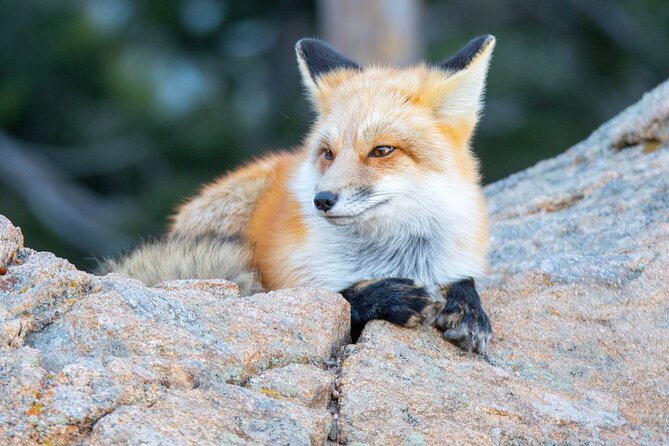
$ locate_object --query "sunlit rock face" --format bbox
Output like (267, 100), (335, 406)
(1, 79), (668, 445)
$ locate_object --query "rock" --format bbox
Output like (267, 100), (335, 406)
(0, 249), (95, 350)
(336, 80), (669, 445)
(247, 363), (334, 411)
(0, 215), (23, 270)
(85, 384), (330, 446)
(2, 80), (669, 445)
(0, 238), (349, 444)
(0, 347), (45, 446)
(154, 278), (241, 299)
(28, 281), (348, 383)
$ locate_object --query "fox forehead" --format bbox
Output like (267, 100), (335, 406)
(319, 65), (452, 110)
(307, 69), (468, 172)
(317, 65), (446, 104)
(311, 68), (447, 142)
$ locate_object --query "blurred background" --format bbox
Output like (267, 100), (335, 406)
(1, 0), (668, 270)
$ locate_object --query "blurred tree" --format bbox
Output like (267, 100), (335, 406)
(0, 0), (667, 270)
(0, 0), (316, 266)
(319, 0), (422, 64)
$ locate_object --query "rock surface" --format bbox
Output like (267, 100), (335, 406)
(0, 215), (22, 270)
(247, 363), (334, 411)
(0, 239), (348, 444)
(86, 384), (330, 446)
(1, 80), (668, 445)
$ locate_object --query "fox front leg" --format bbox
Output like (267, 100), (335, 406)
(339, 277), (492, 353)
(339, 278), (441, 341)
(434, 278), (492, 354)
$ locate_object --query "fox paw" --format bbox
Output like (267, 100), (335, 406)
(434, 281), (492, 354)
(340, 278), (441, 339)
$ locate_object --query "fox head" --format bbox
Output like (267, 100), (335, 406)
(291, 36), (494, 242)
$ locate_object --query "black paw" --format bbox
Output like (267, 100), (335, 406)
(434, 279), (492, 354)
(340, 278), (440, 340)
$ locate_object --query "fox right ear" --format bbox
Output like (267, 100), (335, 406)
(439, 35), (495, 73)
(296, 38), (361, 100)
(435, 35), (495, 123)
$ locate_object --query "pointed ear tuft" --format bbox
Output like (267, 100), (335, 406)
(296, 38), (361, 83)
(439, 35), (495, 73)
(435, 35), (495, 132)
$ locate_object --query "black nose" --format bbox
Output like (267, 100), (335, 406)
(314, 191), (338, 212)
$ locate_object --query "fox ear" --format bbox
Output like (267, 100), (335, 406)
(437, 35), (495, 121)
(296, 38), (361, 97)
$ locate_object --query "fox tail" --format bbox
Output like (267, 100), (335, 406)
(98, 235), (262, 296)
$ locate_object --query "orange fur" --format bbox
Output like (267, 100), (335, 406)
(245, 152), (309, 289)
(170, 153), (288, 238)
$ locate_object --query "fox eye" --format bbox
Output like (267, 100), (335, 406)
(322, 148), (334, 160)
(369, 146), (395, 158)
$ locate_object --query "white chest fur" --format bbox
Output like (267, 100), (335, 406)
(288, 161), (487, 291)
(286, 205), (486, 291)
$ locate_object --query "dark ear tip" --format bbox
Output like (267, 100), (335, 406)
(295, 37), (361, 80)
(295, 38), (307, 56)
(439, 34), (496, 72)
(469, 35), (496, 52)
(295, 38), (326, 55)
(479, 34), (496, 48)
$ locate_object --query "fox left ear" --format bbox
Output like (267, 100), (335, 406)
(437, 35), (496, 122)
(296, 38), (361, 100)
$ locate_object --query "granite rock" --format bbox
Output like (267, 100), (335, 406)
(0, 228), (348, 444)
(0, 215), (23, 270)
(0, 249), (94, 350)
(247, 363), (334, 411)
(85, 384), (330, 446)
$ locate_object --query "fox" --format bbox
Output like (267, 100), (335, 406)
(103, 35), (495, 353)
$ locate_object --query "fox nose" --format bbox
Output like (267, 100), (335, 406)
(314, 191), (338, 212)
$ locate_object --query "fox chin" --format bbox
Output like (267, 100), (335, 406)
(102, 35), (496, 354)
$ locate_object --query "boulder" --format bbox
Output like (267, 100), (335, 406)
(0, 231), (348, 445)
(0, 215), (22, 270)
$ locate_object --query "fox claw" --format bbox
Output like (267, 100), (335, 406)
(434, 279), (492, 354)
(436, 306), (491, 353)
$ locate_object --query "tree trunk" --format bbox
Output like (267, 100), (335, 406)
(317, 0), (422, 65)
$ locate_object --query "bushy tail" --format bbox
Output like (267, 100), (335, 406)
(98, 235), (262, 296)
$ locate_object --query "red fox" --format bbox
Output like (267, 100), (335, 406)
(104, 36), (495, 353)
